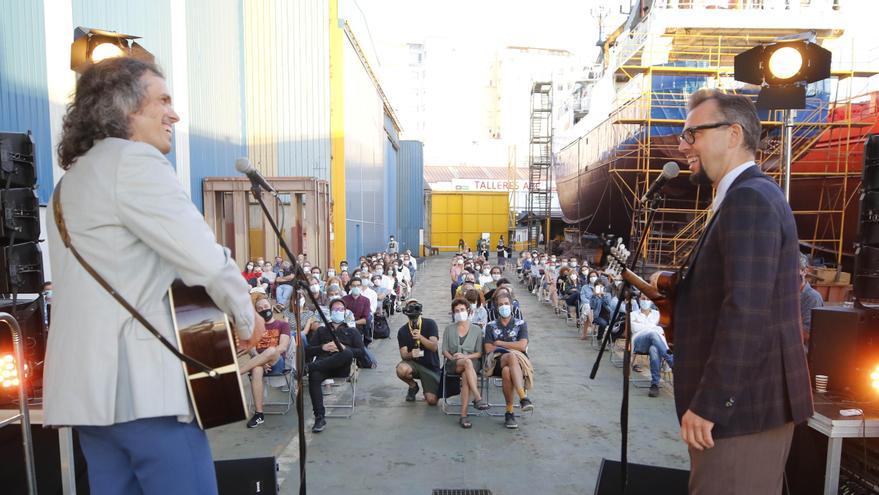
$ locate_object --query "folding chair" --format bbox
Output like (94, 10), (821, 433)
(323, 360), (359, 418)
(482, 355), (534, 418)
(260, 367), (294, 415)
(441, 359), (486, 416)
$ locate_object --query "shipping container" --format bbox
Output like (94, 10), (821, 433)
(430, 192), (509, 252)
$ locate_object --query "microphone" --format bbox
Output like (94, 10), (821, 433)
(235, 157), (277, 196)
(639, 161), (680, 203)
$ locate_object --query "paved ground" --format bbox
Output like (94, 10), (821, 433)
(209, 254), (689, 494)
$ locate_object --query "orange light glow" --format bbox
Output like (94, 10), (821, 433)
(0, 354), (17, 388)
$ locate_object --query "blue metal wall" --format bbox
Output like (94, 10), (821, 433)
(0, 1), (53, 202)
(185, 0), (247, 211)
(397, 140), (424, 254)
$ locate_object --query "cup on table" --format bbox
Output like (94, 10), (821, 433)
(815, 374), (828, 393)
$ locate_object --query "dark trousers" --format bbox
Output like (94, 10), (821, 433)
(307, 348), (353, 417)
(689, 421), (794, 494)
(76, 417), (217, 495)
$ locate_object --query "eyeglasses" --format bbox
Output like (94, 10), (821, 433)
(678, 121), (734, 145)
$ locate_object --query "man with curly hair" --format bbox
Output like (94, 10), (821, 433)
(44, 57), (263, 495)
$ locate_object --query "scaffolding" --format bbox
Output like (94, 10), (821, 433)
(527, 81), (553, 250)
(567, 23), (877, 271)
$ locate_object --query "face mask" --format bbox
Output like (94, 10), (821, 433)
(309, 284), (320, 293)
(312, 273), (321, 280)
(453, 311), (469, 322)
(341, 264), (348, 270)
(329, 283), (340, 291)
(372, 279), (381, 287)
(327, 270), (335, 277)
(491, 274), (501, 281)
(581, 269), (589, 275)
(475, 265), (482, 271)
(350, 286), (362, 297)
(569, 262), (576, 267)
(589, 277), (597, 283)
(470, 303), (477, 311)
(299, 297), (305, 307)
(498, 304), (512, 318)
(246, 265), (254, 270)
(259, 308), (273, 322)
(376, 268), (384, 275)
(330, 310), (345, 323)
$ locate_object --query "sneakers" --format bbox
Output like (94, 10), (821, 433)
(648, 384), (660, 397)
(312, 415), (327, 433)
(519, 397), (534, 412)
(246, 412), (265, 428)
(504, 412), (518, 429)
(405, 383), (420, 402)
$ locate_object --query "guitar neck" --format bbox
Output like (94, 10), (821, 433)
(620, 268), (664, 301)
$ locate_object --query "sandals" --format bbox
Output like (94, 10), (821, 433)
(473, 398), (489, 411)
(459, 416), (472, 429)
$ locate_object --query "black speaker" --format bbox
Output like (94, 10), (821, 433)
(0, 188), (40, 243)
(0, 133), (36, 189)
(214, 457), (278, 494)
(866, 134), (879, 161)
(593, 459), (689, 495)
(0, 242), (44, 294)
(854, 245), (879, 299)
(808, 306), (879, 400)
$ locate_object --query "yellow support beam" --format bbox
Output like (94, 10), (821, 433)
(329, 0), (346, 266)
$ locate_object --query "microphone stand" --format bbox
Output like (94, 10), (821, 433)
(589, 194), (662, 492)
(248, 182), (336, 495)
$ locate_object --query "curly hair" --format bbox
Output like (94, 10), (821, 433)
(57, 57), (163, 169)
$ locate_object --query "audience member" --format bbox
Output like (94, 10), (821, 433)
(483, 292), (534, 429)
(305, 298), (355, 433)
(630, 295), (674, 397)
(442, 298), (489, 427)
(799, 253), (824, 351)
(240, 297), (291, 428)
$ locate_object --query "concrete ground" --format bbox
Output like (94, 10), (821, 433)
(209, 253), (689, 495)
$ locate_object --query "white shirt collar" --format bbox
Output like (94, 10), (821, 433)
(712, 160), (756, 213)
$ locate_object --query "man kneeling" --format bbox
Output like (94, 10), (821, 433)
(395, 300), (441, 405)
(305, 299), (355, 432)
(484, 292), (534, 429)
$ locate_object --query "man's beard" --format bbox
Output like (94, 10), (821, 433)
(689, 165), (713, 187)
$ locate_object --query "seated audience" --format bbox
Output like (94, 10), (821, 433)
(800, 253), (824, 351)
(465, 289), (488, 329)
(305, 298), (356, 433)
(240, 297), (291, 428)
(630, 294), (673, 397)
(395, 300), (441, 405)
(443, 298), (489, 427)
(483, 292), (534, 429)
(343, 277), (372, 344)
(242, 261), (259, 287)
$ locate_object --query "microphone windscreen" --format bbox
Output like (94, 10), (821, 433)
(662, 161), (681, 179)
(234, 157), (252, 174)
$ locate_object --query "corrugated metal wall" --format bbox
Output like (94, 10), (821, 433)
(430, 192), (509, 252)
(398, 140), (424, 254)
(384, 112), (399, 244)
(185, 0), (246, 211)
(242, 0), (330, 180)
(344, 39), (385, 262)
(72, 0), (177, 168)
(0, 1), (53, 202)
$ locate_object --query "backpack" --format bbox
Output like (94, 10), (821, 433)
(373, 313), (390, 339)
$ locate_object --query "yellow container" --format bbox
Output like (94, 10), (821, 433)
(430, 192), (509, 252)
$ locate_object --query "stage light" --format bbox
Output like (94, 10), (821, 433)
(768, 46), (803, 81)
(90, 42), (125, 63)
(0, 354), (18, 388)
(70, 27), (154, 74)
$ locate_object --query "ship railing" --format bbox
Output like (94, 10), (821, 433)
(653, 0), (841, 14)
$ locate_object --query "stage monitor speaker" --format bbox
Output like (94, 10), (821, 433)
(0, 241), (44, 294)
(215, 457), (278, 495)
(854, 245), (879, 299)
(865, 162), (879, 192)
(593, 458), (689, 495)
(865, 134), (879, 161)
(0, 133), (37, 189)
(808, 306), (879, 401)
(0, 188), (40, 243)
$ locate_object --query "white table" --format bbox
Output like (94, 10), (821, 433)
(0, 408), (77, 494)
(806, 400), (879, 495)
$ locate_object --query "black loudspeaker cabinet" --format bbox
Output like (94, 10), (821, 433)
(0, 242), (44, 294)
(0, 188), (40, 243)
(215, 457), (278, 494)
(808, 306), (879, 400)
(593, 459), (689, 495)
(0, 133), (36, 189)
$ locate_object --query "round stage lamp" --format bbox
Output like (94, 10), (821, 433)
(768, 46), (803, 81)
(90, 42), (124, 63)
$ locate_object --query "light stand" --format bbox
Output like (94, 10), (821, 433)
(248, 182), (335, 495)
(782, 109), (794, 201)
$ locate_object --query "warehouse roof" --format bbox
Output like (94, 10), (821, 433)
(424, 166), (530, 184)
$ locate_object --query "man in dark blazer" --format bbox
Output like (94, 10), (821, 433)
(673, 89), (813, 494)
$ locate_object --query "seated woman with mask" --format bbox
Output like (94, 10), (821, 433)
(442, 298), (489, 427)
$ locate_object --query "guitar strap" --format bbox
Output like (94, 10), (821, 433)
(52, 179), (218, 377)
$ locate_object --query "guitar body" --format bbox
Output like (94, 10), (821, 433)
(169, 281), (248, 429)
(648, 270), (678, 344)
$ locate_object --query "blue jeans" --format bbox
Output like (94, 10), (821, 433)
(276, 284), (294, 305)
(76, 416), (217, 495)
(633, 332), (673, 386)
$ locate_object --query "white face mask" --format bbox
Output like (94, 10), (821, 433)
(453, 311), (469, 322)
(327, 270), (336, 277)
(309, 284), (320, 293)
(483, 269), (490, 275)
(376, 268), (384, 275)
(491, 274), (501, 281)
(589, 277), (597, 283)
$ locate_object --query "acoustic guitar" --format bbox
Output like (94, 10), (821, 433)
(604, 240), (679, 344)
(168, 281), (249, 429)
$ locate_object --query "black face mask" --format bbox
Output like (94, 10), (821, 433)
(259, 309), (273, 322)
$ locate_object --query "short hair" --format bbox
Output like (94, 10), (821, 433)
(687, 88), (762, 153)
(329, 298), (346, 310)
(451, 297), (469, 312)
(348, 277), (362, 290)
(464, 288), (484, 307)
(493, 291), (512, 306)
(799, 253), (810, 271)
(58, 57), (164, 169)
(496, 278), (510, 286)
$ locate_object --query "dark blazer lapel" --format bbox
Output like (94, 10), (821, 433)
(680, 165), (762, 281)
